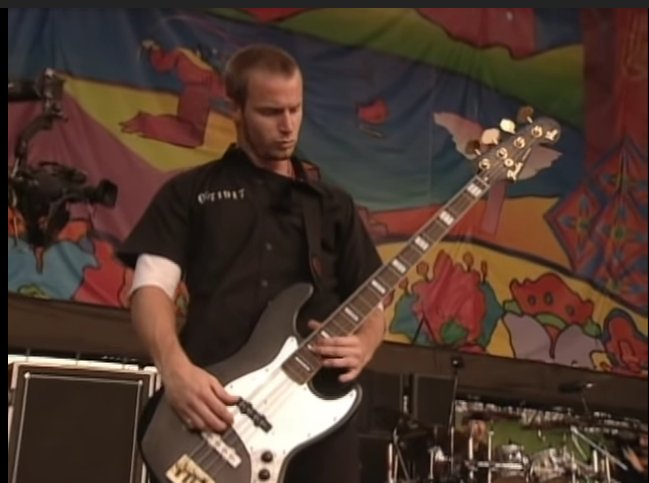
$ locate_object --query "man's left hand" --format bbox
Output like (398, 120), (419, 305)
(308, 320), (373, 383)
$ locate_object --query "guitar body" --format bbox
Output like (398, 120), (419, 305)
(139, 283), (362, 483)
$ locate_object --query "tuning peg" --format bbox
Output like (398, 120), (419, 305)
(480, 127), (501, 145)
(498, 119), (516, 135)
(465, 139), (482, 156)
(516, 106), (534, 124)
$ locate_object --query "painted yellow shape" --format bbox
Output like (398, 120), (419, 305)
(63, 76), (236, 171)
(485, 319), (515, 357)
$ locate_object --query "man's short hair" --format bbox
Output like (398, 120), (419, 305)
(224, 43), (300, 106)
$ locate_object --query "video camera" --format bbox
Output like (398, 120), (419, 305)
(8, 68), (118, 247)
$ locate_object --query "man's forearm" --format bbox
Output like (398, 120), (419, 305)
(131, 286), (189, 375)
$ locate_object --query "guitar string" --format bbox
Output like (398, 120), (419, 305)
(199, 339), (348, 475)
(193, 368), (296, 477)
(188, 354), (309, 470)
(194, 329), (341, 468)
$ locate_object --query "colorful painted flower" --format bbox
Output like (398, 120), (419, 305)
(601, 309), (648, 375)
(510, 273), (594, 326)
(411, 251), (486, 347)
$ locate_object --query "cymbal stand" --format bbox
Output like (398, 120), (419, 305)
(426, 444), (447, 483)
(426, 445), (435, 482)
(487, 429), (494, 483)
(468, 430), (475, 481)
(447, 357), (463, 479)
(570, 425), (627, 483)
(388, 426), (413, 483)
(449, 425), (456, 477)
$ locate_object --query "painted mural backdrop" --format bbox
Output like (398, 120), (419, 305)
(7, 9), (647, 377)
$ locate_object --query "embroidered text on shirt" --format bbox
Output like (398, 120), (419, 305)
(198, 189), (246, 204)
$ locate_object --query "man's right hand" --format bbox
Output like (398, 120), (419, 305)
(161, 359), (239, 433)
(622, 446), (646, 474)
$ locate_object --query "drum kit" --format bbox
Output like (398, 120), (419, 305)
(380, 405), (645, 483)
(405, 429), (578, 483)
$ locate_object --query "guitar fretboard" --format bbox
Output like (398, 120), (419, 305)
(281, 173), (494, 385)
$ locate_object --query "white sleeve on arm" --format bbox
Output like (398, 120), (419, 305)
(130, 254), (182, 301)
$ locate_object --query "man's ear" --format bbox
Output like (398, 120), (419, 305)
(227, 98), (241, 122)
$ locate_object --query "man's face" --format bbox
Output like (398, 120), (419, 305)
(469, 420), (488, 442)
(235, 69), (303, 164)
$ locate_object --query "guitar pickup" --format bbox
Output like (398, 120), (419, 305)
(237, 398), (272, 432)
(166, 454), (215, 483)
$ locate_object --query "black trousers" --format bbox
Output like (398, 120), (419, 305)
(284, 415), (360, 483)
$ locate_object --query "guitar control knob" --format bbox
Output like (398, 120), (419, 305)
(261, 451), (273, 463)
(258, 468), (271, 480)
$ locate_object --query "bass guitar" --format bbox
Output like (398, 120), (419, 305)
(140, 112), (561, 483)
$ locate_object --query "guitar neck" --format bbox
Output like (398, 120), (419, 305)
(282, 115), (561, 383)
(283, 172), (494, 384)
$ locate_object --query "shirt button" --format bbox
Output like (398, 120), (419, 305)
(265, 242), (273, 251)
(260, 279), (269, 288)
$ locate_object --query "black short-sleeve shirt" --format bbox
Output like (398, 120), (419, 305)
(118, 145), (382, 367)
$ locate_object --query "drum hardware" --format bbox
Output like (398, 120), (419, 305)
(467, 428), (475, 480)
(487, 429), (493, 483)
(527, 445), (574, 483)
(493, 442), (530, 481)
(426, 444), (455, 483)
(385, 381), (440, 483)
(378, 395), (645, 483)
(461, 427), (531, 483)
(388, 424), (415, 483)
(384, 414), (456, 483)
(570, 425), (627, 483)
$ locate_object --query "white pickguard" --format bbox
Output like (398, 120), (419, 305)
(223, 337), (359, 482)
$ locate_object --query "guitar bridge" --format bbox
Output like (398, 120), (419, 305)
(166, 454), (215, 483)
(202, 431), (242, 468)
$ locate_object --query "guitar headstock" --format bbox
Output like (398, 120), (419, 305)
(466, 107), (561, 183)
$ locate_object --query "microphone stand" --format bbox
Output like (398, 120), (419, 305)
(447, 357), (464, 482)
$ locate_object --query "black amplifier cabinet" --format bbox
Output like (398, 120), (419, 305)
(8, 360), (158, 483)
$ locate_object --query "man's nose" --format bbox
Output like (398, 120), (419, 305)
(278, 112), (293, 133)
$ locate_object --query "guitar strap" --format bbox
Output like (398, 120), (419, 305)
(296, 159), (325, 292)
(301, 189), (324, 292)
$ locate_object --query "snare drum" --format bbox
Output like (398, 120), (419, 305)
(493, 444), (529, 482)
(529, 447), (571, 483)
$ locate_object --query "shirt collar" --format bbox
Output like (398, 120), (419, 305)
(222, 143), (325, 197)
